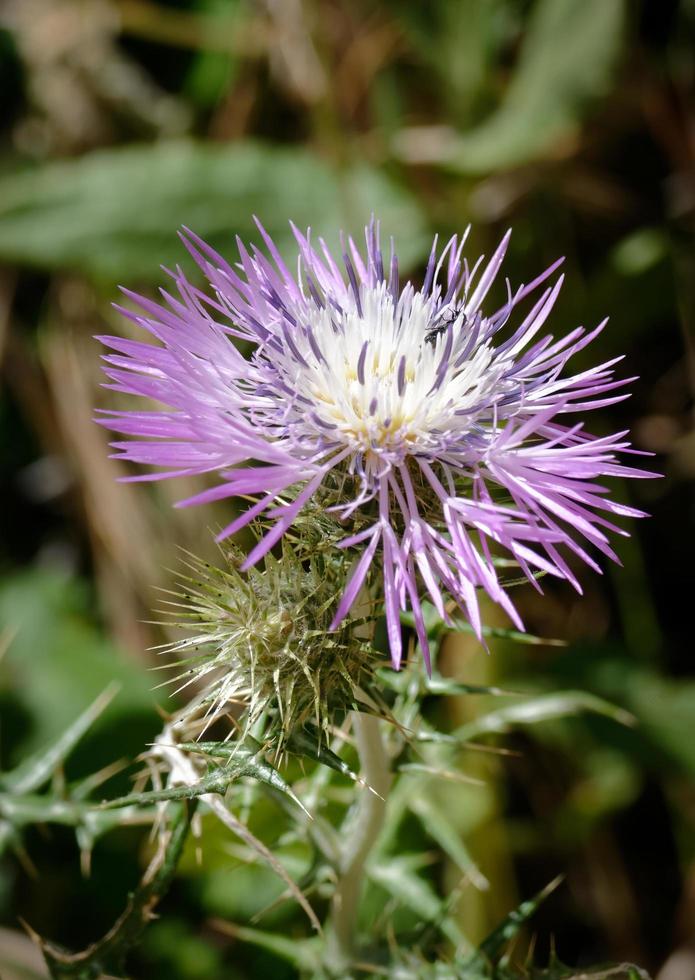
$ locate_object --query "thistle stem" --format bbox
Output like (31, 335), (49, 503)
(326, 710), (392, 972)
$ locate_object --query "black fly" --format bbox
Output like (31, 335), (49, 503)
(424, 305), (466, 345)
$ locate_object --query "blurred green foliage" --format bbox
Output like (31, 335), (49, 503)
(0, 0), (693, 977)
(0, 570), (160, 763)
(0, 143), (428, 281)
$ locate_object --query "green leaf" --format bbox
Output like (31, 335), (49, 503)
(625, 674), (695, 778)
(1, 686), (118, 794)
(378, 668), (514, 698)
(0, 569), (159, 762)
(408, 793), (489, 891)
(444, 0), (626, 172)
(392, 0), (509, 122)
(525, 959), (652, 980)
(190, 850), (310, 924)
(0, 793), (154, 845)
(478, 875), (562, 962)
(99, 765), (246, 810)
(183, 0), (245, 108)
(0, 141), (429, 282)
(286, 728), (361, 784)
(368, 855), (470, 949)
(455, 691), (635, 741)
(38, 801), (196, 978)
(401, 603), (564, 647)
(178, 741), (309, 816)
(447, 621), (566, 648)
(209, 922), (320, 970)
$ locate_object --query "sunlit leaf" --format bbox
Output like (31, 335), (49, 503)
(455, 691), (635, 742)
(444, 0), (626, 172)
(0, 142), (429, 282)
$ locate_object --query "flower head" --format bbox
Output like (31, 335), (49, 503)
(157, 539), (378, 749)
(99, 219), (653, 668)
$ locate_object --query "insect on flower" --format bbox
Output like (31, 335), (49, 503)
(424, 305), (466, 346)
(98, 219), (654, 669)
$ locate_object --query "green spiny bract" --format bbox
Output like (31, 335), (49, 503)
(157, 535), (383, 753)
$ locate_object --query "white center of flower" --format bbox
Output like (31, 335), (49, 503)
(274, 282), (506, 463)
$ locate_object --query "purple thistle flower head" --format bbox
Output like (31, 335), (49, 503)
(98, 218), (654, 670)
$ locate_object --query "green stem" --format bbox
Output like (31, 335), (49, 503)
(39, 800), (196, 979)
(326, 711), (392, 972)
(0, 793), (155, 835)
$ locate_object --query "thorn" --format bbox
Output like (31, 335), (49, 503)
(18, 916), (42, 945)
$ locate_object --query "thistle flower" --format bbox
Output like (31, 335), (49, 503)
(99, 219), (652, 668)
(157, 541), (378, 748)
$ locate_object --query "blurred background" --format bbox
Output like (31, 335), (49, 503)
(0, 0), (693, 977)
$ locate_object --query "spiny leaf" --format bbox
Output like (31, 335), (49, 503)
(36, 801), (196, 979)
(368, 855), (470, 950)
(178, 740), (310, 816)
(378, 668), (515, 698)
(401, 604), (563, 647)
(98, 767), (240, 809)
(0, 793), (154, 836)
(286, 729), (361, 784)
(478, 875), (563, 962)
(203, 795), (320, 931)
(408, 795), (489, 891)
(446, 621), (566, 648)
(149, 736), (321, 930)
(209, 920), (321, 970)
(397, 763), (484, 786)
(454, 691), (636, 741)
(1, 685), (119, 795)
